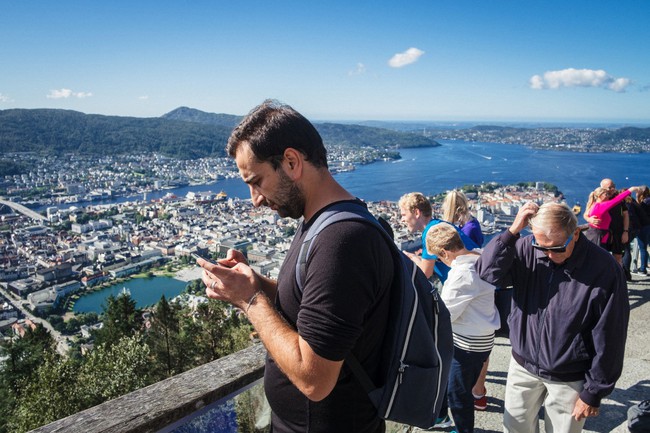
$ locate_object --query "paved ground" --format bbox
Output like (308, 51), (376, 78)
(394, 273), (650, 433)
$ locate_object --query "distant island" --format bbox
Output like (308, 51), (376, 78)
(359, 121), (650, 153)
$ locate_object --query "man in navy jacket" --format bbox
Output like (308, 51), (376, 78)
(476, 201), (629, 433)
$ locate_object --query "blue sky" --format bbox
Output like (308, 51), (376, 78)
(1, 1), (649, 123)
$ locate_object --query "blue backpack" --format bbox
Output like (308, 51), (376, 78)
(296, 201), (454, 429)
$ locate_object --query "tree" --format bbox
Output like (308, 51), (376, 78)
(0, 324), (56, 433)
(145, 296), (188, 379)
(0, 324), (55, 396)
(190, 300), (253, 364)
(93, 292), (142, 348)
(6, 336), (152, 433)
(7, 355), (82, 433)
(76, 336), (152, 408)
(184, 278), (205, 296)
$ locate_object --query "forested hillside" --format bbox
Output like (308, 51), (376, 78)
(0, 108), (440, 159)
(0, 109), (231, 159)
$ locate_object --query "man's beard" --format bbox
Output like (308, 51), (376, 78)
(272, 169), (305, 219)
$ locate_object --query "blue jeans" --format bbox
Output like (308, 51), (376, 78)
(447, 347), (491, 433)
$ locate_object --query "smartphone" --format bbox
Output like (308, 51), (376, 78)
(191, 251), (219, 266)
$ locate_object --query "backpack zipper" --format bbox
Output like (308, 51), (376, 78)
(384, 263), (420, 417)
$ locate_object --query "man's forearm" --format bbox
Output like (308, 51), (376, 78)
(245, 291), (342, 401)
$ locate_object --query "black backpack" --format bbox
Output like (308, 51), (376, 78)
(629, 399), (650, 433)
(296, 201), (454, 429)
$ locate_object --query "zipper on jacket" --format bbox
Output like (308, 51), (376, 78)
(535, 268), (554, 375)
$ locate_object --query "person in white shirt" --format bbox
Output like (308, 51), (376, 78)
(425, 223), (500, 433)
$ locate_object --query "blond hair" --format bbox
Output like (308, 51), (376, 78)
(425, 223), (464, 257)
(638, 185), (649, 204)
(398, 192), (432, 219)
(530, 202), (578, 238)
(442, 190), (471, 226)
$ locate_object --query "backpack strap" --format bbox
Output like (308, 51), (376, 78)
(296, 201), (392, 293)
(294, 201), (397, 395)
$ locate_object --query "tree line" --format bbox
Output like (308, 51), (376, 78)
(0, 280), (255, 432)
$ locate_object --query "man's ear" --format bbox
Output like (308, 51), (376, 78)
(282, 148), (303, 180)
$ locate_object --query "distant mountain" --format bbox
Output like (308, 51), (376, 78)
(161, 106), (242, 129)
(0, 108), (440, 159)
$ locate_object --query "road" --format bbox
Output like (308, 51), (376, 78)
(0, 285), (70, 355)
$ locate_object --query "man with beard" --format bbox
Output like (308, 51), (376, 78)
(197, 100), (394, 433)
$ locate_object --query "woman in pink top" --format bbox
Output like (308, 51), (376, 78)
(587, 185), (641, 246)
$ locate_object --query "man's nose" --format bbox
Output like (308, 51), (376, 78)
(249, 185), (265, 207)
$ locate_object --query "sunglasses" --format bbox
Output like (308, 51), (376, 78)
(532, 234), (573, 253)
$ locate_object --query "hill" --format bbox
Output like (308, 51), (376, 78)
(161, 106), (242, 129)
(0, 108), (440, 159)
(0, 109), (230, 159)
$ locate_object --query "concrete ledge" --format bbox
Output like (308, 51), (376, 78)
(29, 343), (266, 433)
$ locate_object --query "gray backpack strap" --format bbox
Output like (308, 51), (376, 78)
(296, 202), (380, 293)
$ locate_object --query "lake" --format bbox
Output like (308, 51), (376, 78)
(73, 276), (189, 314)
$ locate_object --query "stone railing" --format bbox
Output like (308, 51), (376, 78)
(29, 343), (267, 433)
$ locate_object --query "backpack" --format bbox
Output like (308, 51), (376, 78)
(629, 399), (650, 433)
(296, 201), (454, 429)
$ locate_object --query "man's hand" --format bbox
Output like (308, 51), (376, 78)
(572, 397), (599, 421)
(218, 248), (249, 268)
(198, 256), (261, 310)
(509, 202), (539, 235)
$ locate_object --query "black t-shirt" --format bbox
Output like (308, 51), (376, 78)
(264, 201), (394, 433)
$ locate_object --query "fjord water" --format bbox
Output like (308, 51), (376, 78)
(50, 140), (649, 212)
(336, 140), (650, 206)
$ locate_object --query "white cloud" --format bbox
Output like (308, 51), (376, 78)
(47, 88), (93, 99)
(388, 47), (425, 68)
(529, 68), (631, 92)
(0, 93), (11, 102)
(47, 88), (73, 99)
(138, 95), (149, 100)
(348, 62), (367, 76)
(74, 91), (93, 98)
